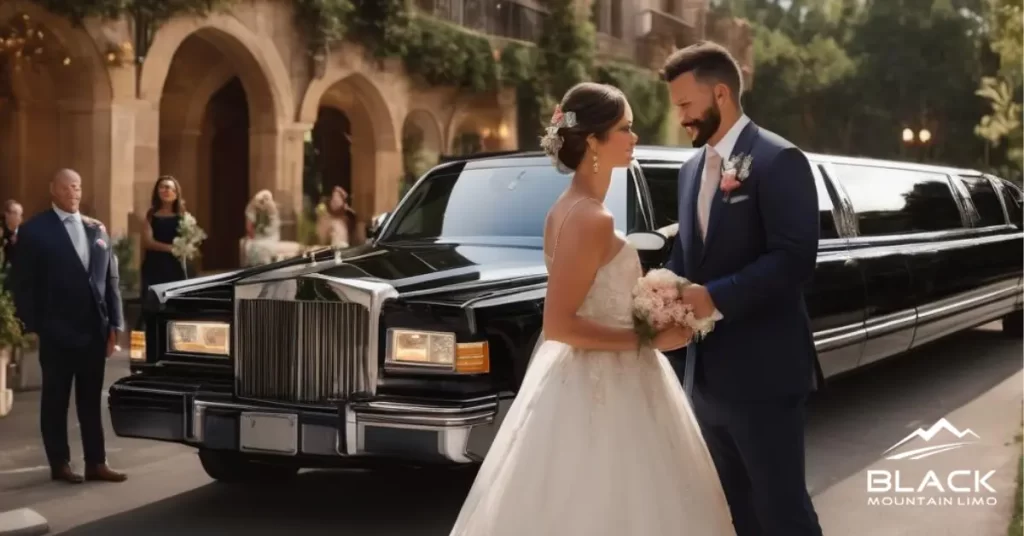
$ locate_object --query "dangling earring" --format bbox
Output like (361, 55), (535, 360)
(592, 154), (599, 174)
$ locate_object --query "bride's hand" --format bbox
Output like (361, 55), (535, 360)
(652, 325), (694, 352)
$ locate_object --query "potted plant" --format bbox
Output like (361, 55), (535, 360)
(0, 284), (25, 417)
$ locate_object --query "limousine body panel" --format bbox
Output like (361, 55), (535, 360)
(109, 145), (1023, 484)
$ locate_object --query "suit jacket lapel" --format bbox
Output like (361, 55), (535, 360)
(701, 121), (760, 265)
(679, 148), (706, 276)
(84, 221), (99, 279)
(47, 210), (88, 276)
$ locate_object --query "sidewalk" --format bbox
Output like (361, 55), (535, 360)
(814, 369), (1023, 536)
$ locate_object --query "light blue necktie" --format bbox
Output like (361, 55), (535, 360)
(64, 214), (89, 269)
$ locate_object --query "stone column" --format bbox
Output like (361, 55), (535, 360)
(374, 148), (403, 215)
(496, 87), (519, 151)
(275, 123), (310, 241)
(134, 100), (160, 220)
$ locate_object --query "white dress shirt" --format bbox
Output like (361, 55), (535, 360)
(52, 204), (90, 270)
(696, 114), (751, 240)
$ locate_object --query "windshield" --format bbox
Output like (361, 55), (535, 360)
(380, 163), (642, 242)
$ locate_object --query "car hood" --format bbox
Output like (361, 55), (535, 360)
(154, 239), (550, 305)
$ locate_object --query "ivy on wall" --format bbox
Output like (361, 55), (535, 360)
(38, 0), (670, 145)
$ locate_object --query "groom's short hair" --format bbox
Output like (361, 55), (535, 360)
(660, 41), (743, 102)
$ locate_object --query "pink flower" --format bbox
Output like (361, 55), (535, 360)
(95, 238), (106, 249)
(720, 170), (742, 193)
(550, 105), (564, 126)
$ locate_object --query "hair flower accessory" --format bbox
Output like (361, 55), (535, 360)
(539, 105), (579, 174)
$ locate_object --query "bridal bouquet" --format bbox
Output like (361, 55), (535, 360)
(171, 212), (207, 276)
(631, 269), (718, 345)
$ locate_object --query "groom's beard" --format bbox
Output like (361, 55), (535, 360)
(684, 103), (722, 148)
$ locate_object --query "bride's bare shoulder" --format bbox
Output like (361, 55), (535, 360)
(545, 197), (612, 256)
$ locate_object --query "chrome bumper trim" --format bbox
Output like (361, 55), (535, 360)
(109, 384), (498, 463)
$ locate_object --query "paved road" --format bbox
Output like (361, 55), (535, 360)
(0, 323), (1020, 535)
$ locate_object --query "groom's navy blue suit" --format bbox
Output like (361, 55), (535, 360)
(667, 117), (824, 536)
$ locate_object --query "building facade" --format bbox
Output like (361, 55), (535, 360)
(0, 0), (751, 272)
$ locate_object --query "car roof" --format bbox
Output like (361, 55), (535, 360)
(447, 145), (985, 177)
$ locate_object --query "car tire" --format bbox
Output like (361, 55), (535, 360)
(198, 448), (299, 484)
(1002, 310), (1023, 337)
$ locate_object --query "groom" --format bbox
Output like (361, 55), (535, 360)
(661, 42), (824, 536)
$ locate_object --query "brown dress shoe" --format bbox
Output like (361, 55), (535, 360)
(84, 463), (127, 483)
(50, 464), (85, 484)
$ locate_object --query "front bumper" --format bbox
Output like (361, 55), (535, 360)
(107, 376), (507, 465)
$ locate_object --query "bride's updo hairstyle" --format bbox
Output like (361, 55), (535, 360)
(540, 82), (627, 174)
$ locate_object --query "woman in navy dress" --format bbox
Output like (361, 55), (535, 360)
(139, 176), (187, 303)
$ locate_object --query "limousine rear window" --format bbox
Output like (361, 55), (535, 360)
(958, 176), (1005, 227)
(379, 165), (637, 241)
(831, 164), (965, 236)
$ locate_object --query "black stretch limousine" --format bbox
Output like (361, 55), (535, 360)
(110, 146), (1023, 482)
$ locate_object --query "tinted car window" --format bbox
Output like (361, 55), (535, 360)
(958, 176), (1005, 227)
(832, 164), (964, 236)
(811, 164), (839, 239)
(382, 164), (639, 241)
(999, 179), (1023, 226)
(643, 166), (680, 230)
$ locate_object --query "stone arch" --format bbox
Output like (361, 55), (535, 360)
(0, 2), (115, 221)
(450, 115), (486, 156)
(139, 13), (291, 128)
(299, 72), (398, 153)
(300, 73), (400, 242)
(140, 18), (290, 271)
(401, 109), (443, 191)
(403, 109), (443, 154)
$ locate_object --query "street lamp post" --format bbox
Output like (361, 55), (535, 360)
(900, 127), (933, 162)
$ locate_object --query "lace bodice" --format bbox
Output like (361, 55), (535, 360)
(545, 231), (643, 329)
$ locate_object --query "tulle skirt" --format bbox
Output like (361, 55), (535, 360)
(448, 340), (736, 536)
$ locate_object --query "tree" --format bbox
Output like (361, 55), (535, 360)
(975, 0), (1022, 172)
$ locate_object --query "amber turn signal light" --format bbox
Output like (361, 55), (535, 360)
(455, 341), (489, 374)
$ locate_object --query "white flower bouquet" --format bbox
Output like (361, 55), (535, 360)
(631, 269), (719, 346)
(171, 212), (207, 276)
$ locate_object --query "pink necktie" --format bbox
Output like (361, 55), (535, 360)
(697, 149), (722, 240)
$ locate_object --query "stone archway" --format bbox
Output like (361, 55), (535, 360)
(134, 14), (293, 271)
(139, 19), (288, 272)
(0, 3), (113, 222)
(301, 73), (399, 232)
(401, 109), (442, 194)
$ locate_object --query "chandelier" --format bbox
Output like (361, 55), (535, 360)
(0, 13), (72, 72)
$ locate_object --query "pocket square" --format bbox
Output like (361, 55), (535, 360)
(727, 195), (750, 204)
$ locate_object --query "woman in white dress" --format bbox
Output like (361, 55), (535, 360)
(448, 83), (736, 536)
(242, 189), (281, 266)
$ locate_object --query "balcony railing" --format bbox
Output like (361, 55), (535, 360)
(414, 0), (546, 43)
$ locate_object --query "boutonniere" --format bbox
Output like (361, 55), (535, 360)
(720, 153), (753, 196)
(95, 238), (107, 249)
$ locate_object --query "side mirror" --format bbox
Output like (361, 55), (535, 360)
(625, 230), (667, 251)
(367, 212), (389, 238)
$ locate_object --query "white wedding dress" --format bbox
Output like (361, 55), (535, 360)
(449, 234), (736, 536)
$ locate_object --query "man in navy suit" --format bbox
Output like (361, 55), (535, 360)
(9, 169), (127, 484)
(661, 42), (824, 535)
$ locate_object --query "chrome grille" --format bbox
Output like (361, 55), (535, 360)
(235, 299), (371, 404)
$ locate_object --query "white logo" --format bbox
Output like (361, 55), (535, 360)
(882, 418), (980, 461)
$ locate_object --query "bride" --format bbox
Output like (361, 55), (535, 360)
(448, 83), (736, 536)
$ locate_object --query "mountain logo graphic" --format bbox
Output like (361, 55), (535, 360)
(882, 418), (980, 461)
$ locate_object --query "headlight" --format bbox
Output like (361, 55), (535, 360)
(386, 329), (489, 374)
(167, 321), (230, 356)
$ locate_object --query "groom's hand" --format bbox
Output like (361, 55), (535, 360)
(654, 325), (694, 352)
(681, 285), (716, 319)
